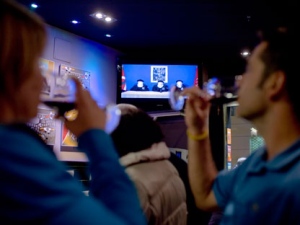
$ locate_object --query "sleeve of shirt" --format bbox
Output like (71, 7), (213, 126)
(212, 168), (239, 210)
(0, 128), (146, 225)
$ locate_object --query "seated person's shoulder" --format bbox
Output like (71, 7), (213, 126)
(131, 79), (149, 91)
(152, 80), (169, 92)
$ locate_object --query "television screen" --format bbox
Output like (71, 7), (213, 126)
(117, 63), (200, 112)
(121, 64), (198, 98)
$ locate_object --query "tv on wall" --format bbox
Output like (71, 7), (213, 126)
(116, 61), (201, 112)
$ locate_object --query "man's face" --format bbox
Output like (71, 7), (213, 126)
(157, 82), (163, 88)
(236, 41), (269, 121)
(176, 81), (183, 88)
(137, 81), (143, 88)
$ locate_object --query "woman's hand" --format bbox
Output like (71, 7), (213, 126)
(63, 78), (106, 137)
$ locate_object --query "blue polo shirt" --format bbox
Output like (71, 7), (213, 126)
(213, 139), (300, 225)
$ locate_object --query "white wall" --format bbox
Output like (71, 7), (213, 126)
(36, 25), (121, 161)
(231, 116), (252, 166)
(43, 25), (121, 106)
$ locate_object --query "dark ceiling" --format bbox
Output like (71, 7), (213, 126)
(17, 0), (297, 77)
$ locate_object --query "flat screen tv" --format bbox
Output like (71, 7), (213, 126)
(116, 60), (201, 112)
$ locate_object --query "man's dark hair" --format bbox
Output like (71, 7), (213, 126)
(110, 107), (164, 157)
(258, 25), (300, 119)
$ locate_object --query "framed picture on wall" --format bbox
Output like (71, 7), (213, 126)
(61, 122), (78, 149)
(27, 108), (56, 146)
(39, 58), (55, 96)
(150, 65), (168, 83)
(61, 110), (79, 152)
(54, 110), (88, 162)
(59, 64), (91, 90)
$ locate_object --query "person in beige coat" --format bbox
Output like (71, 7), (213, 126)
(111, 104), (187, 225)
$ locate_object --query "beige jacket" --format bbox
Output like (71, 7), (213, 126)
(120, 142), (187, 225)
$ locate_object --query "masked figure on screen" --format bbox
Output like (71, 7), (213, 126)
(175, 80), (187, 91)
(130, 79), (149, 91)
(152, 80), (169, 92)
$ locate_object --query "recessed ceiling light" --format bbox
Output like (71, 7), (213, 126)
(240, 50), (250, 58)
(105, 17), (112, 22)
(90, 12), (117, 23)
(105, 34), (112, 37)
(71, 20), (79, 24)
(31, 3), (38, 8)
(95, 13), (103, 19)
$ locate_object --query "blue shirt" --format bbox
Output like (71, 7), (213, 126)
(213, 139), (300, 225)
(0, 124), (146, 225)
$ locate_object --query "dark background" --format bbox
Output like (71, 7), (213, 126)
(17, 0), (297, 78)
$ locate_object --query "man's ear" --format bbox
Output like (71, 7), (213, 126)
(266, 70), (286, 100)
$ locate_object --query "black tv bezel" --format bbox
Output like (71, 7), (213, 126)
(116, 57), (203, 112)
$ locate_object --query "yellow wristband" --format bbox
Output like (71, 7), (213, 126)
(186, 129), (208, 141)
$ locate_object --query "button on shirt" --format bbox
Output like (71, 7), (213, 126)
(213, 139), (300, 225)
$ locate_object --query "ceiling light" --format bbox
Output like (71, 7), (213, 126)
(105, 34), (112, 37)
(71, 20), (79, 24)
(31, 3), (38, 8)
(90, 12), (117, 23)
(95, 13), (103, 19)
(240, 49), (251, 58)
(105, 17), (112, 22)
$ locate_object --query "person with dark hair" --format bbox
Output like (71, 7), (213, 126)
(182, 25), (300, 224)
(130, 79), (149, 91)
(0, 1), (146, 224)
(152, 80), (169, 92)
(110, 104), (187, 225)
(175, 80), (187, 91)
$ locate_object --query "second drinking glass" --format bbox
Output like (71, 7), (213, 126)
(169, 76), (241, 111)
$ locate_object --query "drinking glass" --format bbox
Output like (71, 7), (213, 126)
(40, 74), (120, 133)
(169, 76), (240, 111)
(40, 75), (76, 116)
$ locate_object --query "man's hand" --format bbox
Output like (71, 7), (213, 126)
(182, 86), (211, 135)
